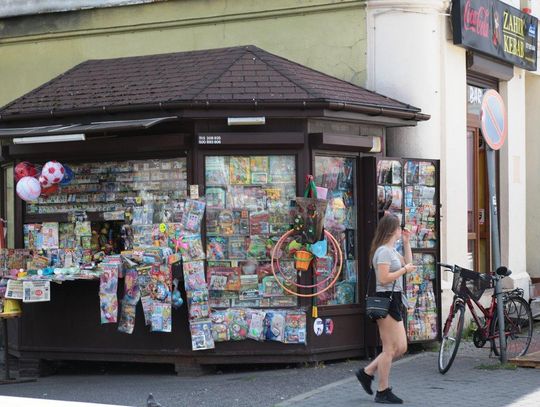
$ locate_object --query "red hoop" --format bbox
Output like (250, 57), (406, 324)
(273, 229), (339, 289)
(270, 229), (343, 298)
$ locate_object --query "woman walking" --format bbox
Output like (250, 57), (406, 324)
(355, 214), (416, 404)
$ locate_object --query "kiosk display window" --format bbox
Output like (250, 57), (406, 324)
(204, 155), (298, 309)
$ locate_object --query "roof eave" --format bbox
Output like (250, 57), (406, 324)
(0, 99), (430, 124)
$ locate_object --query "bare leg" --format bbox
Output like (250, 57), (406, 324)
(364, 316), (407, 390)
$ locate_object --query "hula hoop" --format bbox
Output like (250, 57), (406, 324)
(273, 229), (339, 289)
(270, 229), (343, 298)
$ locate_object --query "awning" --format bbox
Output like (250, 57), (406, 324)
(0, 116), (177, 138)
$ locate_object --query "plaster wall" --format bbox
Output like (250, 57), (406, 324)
(0, 0), (368, 108)
(525, 73), (540, 279)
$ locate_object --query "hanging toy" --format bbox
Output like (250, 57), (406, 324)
(172, 278), (184, 309)
(59, 164), (75, 186)
(39, 174), (52, 188)
(41, 161), (65, 184)
(40, 183), (59, 197)
(16, 176), (42, 201)
(14, 162), (39, 182)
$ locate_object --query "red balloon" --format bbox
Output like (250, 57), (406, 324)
(40, 183), (59, 197)
(14, 162), (38, 182)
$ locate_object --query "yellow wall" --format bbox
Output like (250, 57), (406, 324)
(0, 0), (367, 108)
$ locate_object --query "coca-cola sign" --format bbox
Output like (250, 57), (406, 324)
(452, 0), (538, 71)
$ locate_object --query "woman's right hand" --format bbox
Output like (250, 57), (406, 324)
(404, 263), (417, 273)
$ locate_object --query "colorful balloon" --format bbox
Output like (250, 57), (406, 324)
(16, 176), (41, 201)
(41, 161), (65, 184)
(14, 162), (38, 182)
(39, 174), (52, 188)
(59, 164), (74, 186)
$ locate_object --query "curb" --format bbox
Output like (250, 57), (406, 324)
(274, 353), (427, 407)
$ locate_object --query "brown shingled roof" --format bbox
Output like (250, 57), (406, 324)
(0, 45), (426, 120)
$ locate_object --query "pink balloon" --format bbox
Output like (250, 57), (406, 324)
(16, 176), (41, 201)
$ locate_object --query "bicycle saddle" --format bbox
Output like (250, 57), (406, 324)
(495, 266), (512, 277)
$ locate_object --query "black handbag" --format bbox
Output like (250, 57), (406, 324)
(365, 266), (396, 322)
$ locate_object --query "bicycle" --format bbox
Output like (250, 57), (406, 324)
(438, 263), (533, 374)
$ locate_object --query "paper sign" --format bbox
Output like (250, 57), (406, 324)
(23, 280), (51, 303)
(5, 280), (23, 300)
(190, 185), (199, 199)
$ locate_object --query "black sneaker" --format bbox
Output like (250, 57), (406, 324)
(354, 368), (374, 395)
(375, 388), (403, 404)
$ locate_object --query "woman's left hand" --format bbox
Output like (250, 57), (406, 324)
(402, 229), (411, 244)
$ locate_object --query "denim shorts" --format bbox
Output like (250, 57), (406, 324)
(375, 291), (403, 322)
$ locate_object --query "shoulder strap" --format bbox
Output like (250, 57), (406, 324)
(365, 265), (397, 299)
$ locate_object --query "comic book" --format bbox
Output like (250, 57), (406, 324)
(190, 320), (215, 350)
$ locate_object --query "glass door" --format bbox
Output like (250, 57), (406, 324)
(313, 155), (357, 305)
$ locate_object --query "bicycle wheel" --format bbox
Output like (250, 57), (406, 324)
(438, 302), (465, 374)
(490, 296), (533, 359)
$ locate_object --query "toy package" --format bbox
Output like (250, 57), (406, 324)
(99, 293), (118, 324)
(247, 309), (266, 341)
(150, 302), (172, 332)
(118, 302), (137, 334)
(207, 265), (241, 291)
(269, 156), (295, 183)
(206, 236), (228, 261)
(140, 295), (153, 326)
(205, 156), (229, 186)
(226, 308), (249, 341)
(190, 319), (215, 350)
(24, 224), (43, 250)
(187, 289), (210, 320)
(246, 236), (267, 260)
(229, 156), (251, 185)
(240, 273), (260, 297)
(179, 234), (205, 261)
(249, 211), (269, 235)
(181, 199), (206, 232)
(205, 187), (227, 208)
(284, 311), (307, 344)
(182, 261), (207, 291)
(210, 310), (229, 342)
(122, 269), (141, 305)
(228, 237), (247, 260)
(264, 311), (285, 342)
(41, 222), (59, 250)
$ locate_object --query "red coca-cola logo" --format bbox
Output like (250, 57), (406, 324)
(35, 290), (43, 296)
(463, 0), (490, 38)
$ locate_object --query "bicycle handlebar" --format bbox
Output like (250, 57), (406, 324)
(436, 262), (507, 281)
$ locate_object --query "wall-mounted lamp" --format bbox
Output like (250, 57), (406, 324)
(12, 134), (86, 144)
(369, 135), (382, 153)
(227, 117), (266, 126)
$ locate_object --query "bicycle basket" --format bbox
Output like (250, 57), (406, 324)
(451, 266), (491, 301)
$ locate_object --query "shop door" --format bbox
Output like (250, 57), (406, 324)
(313, 155), (358, 305)
(467, 127), (491, 273)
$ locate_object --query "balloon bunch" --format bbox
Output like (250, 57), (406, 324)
(15, 161), (75, 202)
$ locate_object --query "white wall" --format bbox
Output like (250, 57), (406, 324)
(525, 74), (540, 279)
(367, 0), (533, 310)
(366, 0), (469, 293)
(499, 73), (530, 293)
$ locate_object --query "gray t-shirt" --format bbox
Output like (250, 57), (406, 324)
(372, 245), (403, 293)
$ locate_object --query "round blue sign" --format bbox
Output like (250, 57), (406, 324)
(481, 90), (507, 150)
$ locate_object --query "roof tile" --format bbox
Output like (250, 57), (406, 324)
(0, 45), (420, 118)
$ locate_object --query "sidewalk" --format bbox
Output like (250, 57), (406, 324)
(276, 347), (540, 407)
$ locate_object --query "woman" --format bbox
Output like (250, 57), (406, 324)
(355, 214), (416, 404)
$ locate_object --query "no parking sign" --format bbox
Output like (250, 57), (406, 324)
(480, 90), (507, 150)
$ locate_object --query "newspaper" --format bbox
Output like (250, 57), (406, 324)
(5, 279), (23, 300)
(22, 280), (51, 303)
